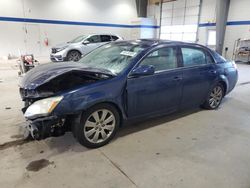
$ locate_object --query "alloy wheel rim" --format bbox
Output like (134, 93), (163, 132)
(209, 86), (223, 108)
(84, 109), (115, 144)
(68, 52), (80, 61)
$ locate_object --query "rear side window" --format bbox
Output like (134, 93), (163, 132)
(111, 35), (119, 41)
(206, 53), (215, 64)
(140, 47), (178, 72)
(101, 35), (112, 42)
(181, 48), (206, 67)
(211, 50), (227, 63)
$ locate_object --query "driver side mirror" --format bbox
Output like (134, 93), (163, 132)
(130, 65), (155, 78)
(83, 40), (90, 45)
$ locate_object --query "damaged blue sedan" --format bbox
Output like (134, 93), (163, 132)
(19, 39), (238, 148)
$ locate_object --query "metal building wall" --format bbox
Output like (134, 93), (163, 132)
(160, 0), (201, 42)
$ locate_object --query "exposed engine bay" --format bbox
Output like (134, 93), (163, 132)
(20, 69), (113, 140)
(20, 71), (110, 106)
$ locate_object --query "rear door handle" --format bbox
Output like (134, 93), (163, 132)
(209, 70), (217, 74)
(173, 76), (182, 81)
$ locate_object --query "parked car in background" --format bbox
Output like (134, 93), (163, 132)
(50, 34), (123, 62)
(20, 39), (238, 148)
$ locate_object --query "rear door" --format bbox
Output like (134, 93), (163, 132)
(179, 46), (217, 109)
(126, 46), (183, 118)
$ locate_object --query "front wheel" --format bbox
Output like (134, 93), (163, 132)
(203, 83), (224, 110)
(67, 50), (81, 62)
(75, 104), (120, 148)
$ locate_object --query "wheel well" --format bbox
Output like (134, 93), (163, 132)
(85, 102), (123, 127)
(67, 49), (82, 57)
(218, 81), (227, 96)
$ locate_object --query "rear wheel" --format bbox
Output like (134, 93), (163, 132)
(67, 50), (81, 61)
(203, 83), (224, 110)
(75, 104), (120, 148)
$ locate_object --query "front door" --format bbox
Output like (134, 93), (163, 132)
(126, 46), (183, 118)
(82, 35), (103, 54)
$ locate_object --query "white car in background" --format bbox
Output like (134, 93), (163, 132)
(50, 34), (123, 62)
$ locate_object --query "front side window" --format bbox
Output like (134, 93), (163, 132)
(140, 47), (178, 72)
(181, 48), (206, 67)
(101, 35), (112, 42)
(87, 35), (101, 43)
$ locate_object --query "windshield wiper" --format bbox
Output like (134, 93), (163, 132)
(82, 66), (117, 77)
(100, 71), (117, 77)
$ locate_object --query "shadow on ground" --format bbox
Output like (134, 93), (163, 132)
(5, 98), (231, 157)
(45, 107), (204, 155)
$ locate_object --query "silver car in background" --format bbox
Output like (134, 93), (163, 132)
(50, 34), (123, 62)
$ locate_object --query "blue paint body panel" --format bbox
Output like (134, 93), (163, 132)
(20, 40), (238, 121)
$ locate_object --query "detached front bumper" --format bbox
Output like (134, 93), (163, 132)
(24, 115), (66, 140)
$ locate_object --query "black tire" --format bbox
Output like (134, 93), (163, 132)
(203, 83), (224, 110)
(75, 103), (120, 148)
(67, 50), (81, 62)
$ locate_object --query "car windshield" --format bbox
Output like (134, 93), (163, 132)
(78, 42), (146, 74)
(68, 35), (87, 43)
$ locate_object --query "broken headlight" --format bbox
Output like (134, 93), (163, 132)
(24, 96), (63, 118)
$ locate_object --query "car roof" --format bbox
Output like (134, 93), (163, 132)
(88, 34), (120, 36)
(114, 39), (208, 49)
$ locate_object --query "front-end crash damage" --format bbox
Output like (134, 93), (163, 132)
(24, 116), (66, 140)
(19, 64), (114, 140)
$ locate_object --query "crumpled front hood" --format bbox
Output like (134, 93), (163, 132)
(19, 62), (113, 90)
